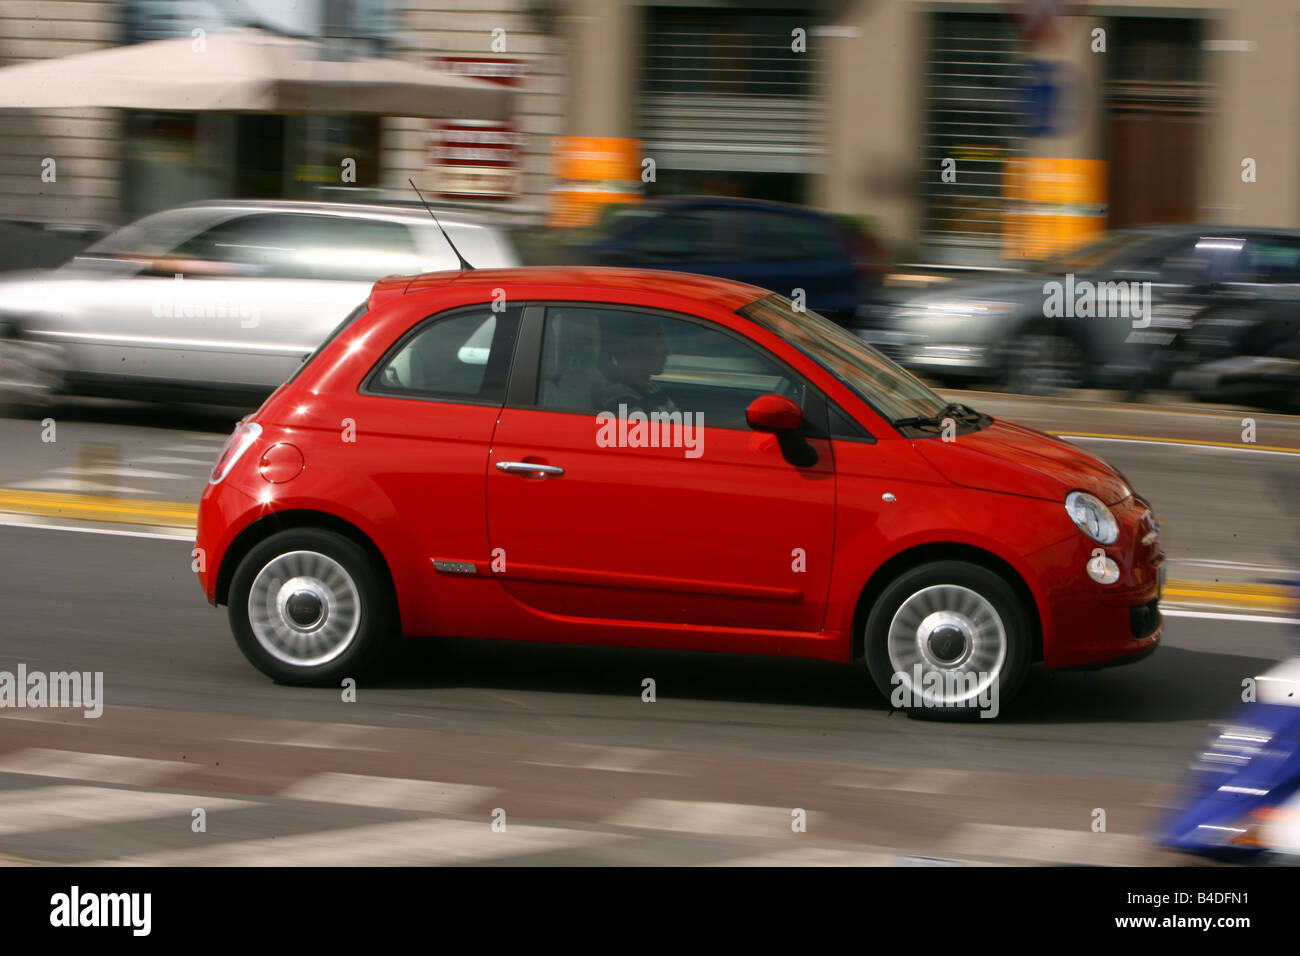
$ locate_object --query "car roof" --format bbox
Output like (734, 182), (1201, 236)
(379, 266), (773, 311)
(177, 198), (497, 228)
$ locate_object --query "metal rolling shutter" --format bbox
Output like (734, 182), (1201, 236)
(921, 12), (1027, 260)
(638, 8), (825, 175)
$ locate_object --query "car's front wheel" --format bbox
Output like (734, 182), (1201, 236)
(228, 528), (395, 685)
(864, 560), (1032, 719)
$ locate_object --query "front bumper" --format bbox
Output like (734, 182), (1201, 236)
(1034, 495), (1165, 670)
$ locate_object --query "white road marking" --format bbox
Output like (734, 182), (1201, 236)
(279, 772), (496, 814)
(0, 785), (251, 837)
(1179, 559), (1298, 576)
(825, 770), (898, 790)
(92, 817), (626, 866)
(884, 768), (967, 794)
(941, 823), (1154, 866)
(0, 748), (191, 786)
(520, 745), (687, 775)
(133, 456), (211, 466)
(5, 478), (157, 495)
(224, 724), (387, 752)
(706, 845), (901, 866)
(0, 517), (192, 540)
(606, 798), (810, 837)
(1162, 608), (1300, 625)
(50, 466), (188, 480)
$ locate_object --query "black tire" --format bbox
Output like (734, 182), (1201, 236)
(864, 560), (1032, 720)
(227, 528), (396, 685)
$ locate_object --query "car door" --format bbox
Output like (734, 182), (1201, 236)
(485, 302), (836, 634)
(93, 212), (423, 392)
(344, 302), (524, 639)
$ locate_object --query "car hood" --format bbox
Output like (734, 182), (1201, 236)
(914, 418), (1131, 504)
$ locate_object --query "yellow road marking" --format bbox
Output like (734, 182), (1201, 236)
(0, 489), (196, 527)
(1164, 583), (1290, 609)
(1051, 431), (1300, 455)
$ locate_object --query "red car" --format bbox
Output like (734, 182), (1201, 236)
(196, 267), (1163, 715)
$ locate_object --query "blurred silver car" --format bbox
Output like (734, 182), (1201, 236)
(0, 200), (519, 405)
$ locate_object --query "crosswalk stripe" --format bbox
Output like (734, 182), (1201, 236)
(940, 823), (1153, 866)
(223, 724), (387, 751)
(0, 785), (252, 836)
(278, 773), (497, 813)
(92, 817), (627, 866)
(0, 748), (191, 786)
(520, 745), (686, 776)
(704, 845), (901, 866)
(605, 798), (809, 837)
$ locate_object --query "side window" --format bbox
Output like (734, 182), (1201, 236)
(367, 306), (521, 403)
(621, 211), (710, 261)
(537, 306), (805, 430)
(1155, 236), (1244, 285)
(1238, 236), (1300, 283)
(167, 214), (423, 281)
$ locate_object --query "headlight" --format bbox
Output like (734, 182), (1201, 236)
(1065, 490), (1118, 544)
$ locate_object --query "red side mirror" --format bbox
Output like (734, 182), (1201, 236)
(746, 393), (803, 433)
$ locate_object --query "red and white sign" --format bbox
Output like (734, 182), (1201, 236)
(428, 57), (526, 199)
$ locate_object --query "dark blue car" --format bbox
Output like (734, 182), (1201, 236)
(580, 197), (885, 323)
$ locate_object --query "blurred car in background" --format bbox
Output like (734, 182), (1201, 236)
(579, 196), (888, 324)
(855, 224), (1300, 395)
(0, 200), (519, 406)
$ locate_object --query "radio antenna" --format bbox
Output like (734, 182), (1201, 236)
(409, 178), (474, 271)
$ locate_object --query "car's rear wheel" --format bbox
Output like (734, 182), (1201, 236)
(228, 528), (394, 685)
(865, 560), (1031, 719)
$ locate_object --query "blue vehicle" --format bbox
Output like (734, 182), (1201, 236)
(580, 197), (886, 324)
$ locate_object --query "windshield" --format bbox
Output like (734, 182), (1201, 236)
(67, 208), (229, 273)
(740, 294), (947, 424)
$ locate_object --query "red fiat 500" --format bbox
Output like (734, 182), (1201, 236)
(196, 267), (1163, 715)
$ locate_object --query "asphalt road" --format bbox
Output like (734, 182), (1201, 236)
(0, 390), (1297, 865)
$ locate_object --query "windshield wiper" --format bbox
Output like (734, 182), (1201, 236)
(892, 401), (983, 431)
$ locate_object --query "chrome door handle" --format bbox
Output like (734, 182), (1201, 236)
(495, 460), (565, 477)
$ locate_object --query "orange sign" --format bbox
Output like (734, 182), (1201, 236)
(1003, 157), (1107, 261)
(549, 137), (642, 227)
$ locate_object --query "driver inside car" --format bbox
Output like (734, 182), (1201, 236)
(597, 317), (680, 416)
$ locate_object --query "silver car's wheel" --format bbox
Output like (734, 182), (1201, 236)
(246, 549), (362, 667)
(886, 584), (1006, 706)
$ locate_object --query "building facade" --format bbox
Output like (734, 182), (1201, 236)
(1, 0), (1298, 267)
